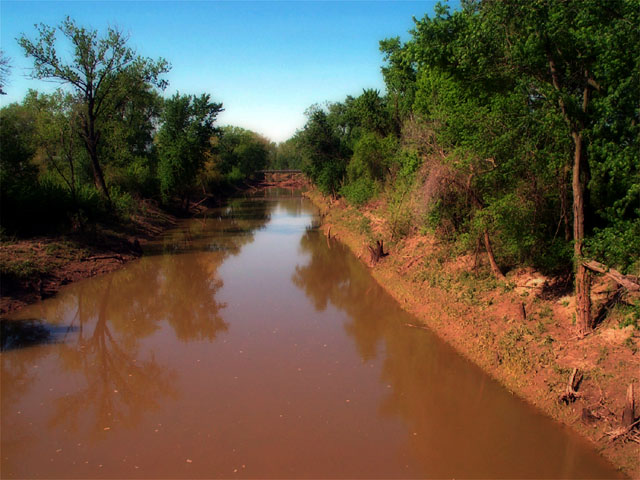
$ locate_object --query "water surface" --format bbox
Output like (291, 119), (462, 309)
(1, 191), (622, 478)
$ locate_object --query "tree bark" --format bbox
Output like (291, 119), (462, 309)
(622, 383), (635, 428)
(83, 101), (111, 202)
(572, 130), (591, 334)
(483, 229), (505, 280)
(548, 56), (593, 334)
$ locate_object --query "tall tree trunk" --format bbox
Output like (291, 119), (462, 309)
(88, 142), (111, 202)
(572, 130), (591, 333)
(83, 102), (111, 202)
(548, 56), (593, 333)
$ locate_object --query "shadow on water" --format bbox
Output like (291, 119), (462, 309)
(0, 318), (78, 351)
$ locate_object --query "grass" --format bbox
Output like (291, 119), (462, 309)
(0, 238), (88, 282)
(497, 325), (534, 374)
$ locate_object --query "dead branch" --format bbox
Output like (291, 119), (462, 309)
(605, 419), (640, 444)
(583, 260), (640, 292)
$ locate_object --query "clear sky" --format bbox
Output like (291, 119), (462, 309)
(1, 1), (449, 143)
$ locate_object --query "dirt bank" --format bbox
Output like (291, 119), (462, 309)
(306, 189), (640, 478)
(0, 200), (180, 316)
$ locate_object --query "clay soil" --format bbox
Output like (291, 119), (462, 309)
(0, 200), (180, 316)
(306, 189), (640, 478)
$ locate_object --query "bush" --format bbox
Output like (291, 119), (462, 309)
(340, 177), (377, 205)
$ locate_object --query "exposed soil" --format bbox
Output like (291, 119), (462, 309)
(0, 199), (180, 316)
(306, 189), (640, 478)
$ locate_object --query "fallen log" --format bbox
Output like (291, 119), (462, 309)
(583, 260), (640, 292)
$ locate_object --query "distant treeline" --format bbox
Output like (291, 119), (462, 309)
(0, 17), (280, 235)
(283, 0), (639, 333)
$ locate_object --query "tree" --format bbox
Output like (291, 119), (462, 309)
(380, 36), (417, 134)
(217, 126), (270, 181)
(0, 50), (11, 95)
(298, 106), (348, 196)
(156, 93), (223, 206)
(23, 89), (85, 202)
(476, 0), (640, 333)
(403, 0), (639, 332)
(18, 16), (170, 201)
(270, 137), (302, 170)
(0, 103), (38, 194)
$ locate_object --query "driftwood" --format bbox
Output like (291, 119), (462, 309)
(368, 240), (388, 265)
(559, 368), (583, 404)
(583, 260), (640, 292)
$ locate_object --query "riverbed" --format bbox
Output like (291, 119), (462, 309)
(0, 190), (622, 478)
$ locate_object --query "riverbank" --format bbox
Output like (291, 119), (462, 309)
(305, 188), (640, 477)
(0, 199), (185, 316)
(0, 178), (309, 317)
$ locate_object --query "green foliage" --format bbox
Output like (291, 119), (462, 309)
(218, 126), (270, 181)
(298, 107), (347, 195)
(156, 93), (223, 203)
(270, 137), (302, 170)
(18, 16), (170, 200)
(340, 177), (376, 206)
(585, 219), (640, 275)
(0, 102), (38, 200)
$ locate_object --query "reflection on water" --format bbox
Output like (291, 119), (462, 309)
(1, 191), (622, 479)
(294, 231), (623, 478)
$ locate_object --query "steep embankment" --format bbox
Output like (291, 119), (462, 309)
(306, 188), (640, 478)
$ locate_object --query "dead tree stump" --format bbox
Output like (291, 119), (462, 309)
(368, 240), (388, 265)
(559, 368), (582, 404)
(622, 383), (636, 428)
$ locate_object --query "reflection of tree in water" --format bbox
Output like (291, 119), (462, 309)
(6, 234), (233, 437)
(46, 275), (177, 435)
(293, 230), (392, 361)
(158, 253), (227, 341)
(292, 229), (610, 478)
(155, 196), (272, 256)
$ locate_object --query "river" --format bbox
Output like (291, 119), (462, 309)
(0, 190), (622, 478)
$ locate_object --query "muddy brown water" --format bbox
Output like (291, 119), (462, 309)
(1, 191), (623, 479)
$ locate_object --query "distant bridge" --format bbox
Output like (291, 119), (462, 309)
(253, 169), (306, 185)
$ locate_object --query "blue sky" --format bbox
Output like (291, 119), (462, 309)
(1, 1), (448, 143)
